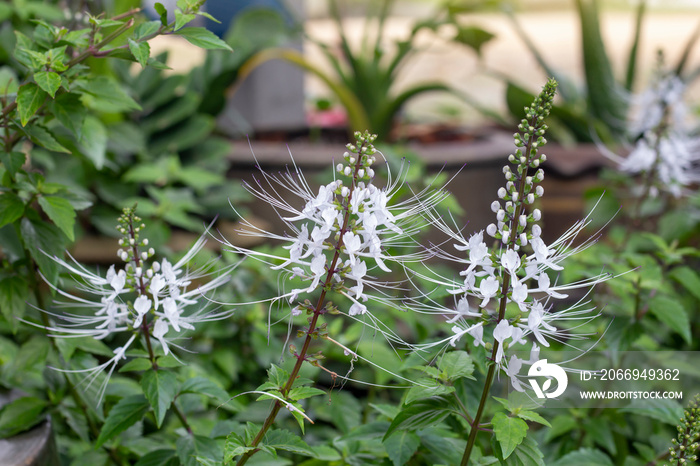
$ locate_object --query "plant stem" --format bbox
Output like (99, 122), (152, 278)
(235, 142), (368, 466)
(460, 114), (539, 465)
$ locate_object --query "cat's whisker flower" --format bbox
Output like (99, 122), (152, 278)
(26, 207), (232, 405)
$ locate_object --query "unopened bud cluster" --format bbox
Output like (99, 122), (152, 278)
(487, 79), (556, 249)
(116, 206), (156, 284)
(668, 394), (700, 465)
(336, 131), (378, 182)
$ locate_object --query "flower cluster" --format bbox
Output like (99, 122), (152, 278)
(223, 131), (446, 331)
(412, 79), (612, 390)
(34, 207), (231, 402)
(604, 69), (700, 197)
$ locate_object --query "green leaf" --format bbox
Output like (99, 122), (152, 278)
(176, 27), (233, 51)
(22, 125), (70, 153)
(405, 378), (455, 405)
(0, 275), (28, 332)
(176, 435), (223, 466)
(134, 449), (179, 466)
(141, 369), (179, 428)
(493, 436), (544, 466)
(180, 377), (229, 404)
(48, 93), (86, 138)
(96, 395), (150, 447)
(453, 26), (495, 56)
(128, 39), (151, 68)
(119, 358), (153, 373)
(516, 410), (551, 428)
(0, 151), (25, 177)
(224, 432), (253, 463)
(174, 11), (196, 31)
(576, 0), (627, 138)
(38, 195), (76, 241)
(34, 71), (61, 98)
(384, 398), (452, 440)
(383, 430), (421, 466)
(78, 115), (107, 169)
(17, 82), (46, 126)
(288, 386), (326, 401)
(134, 21), (162, 40)
(0, 396), (47, 438)
(76, 76), (141, 113)
(154, 2), (168, 26)
(492, 412), (528, 459)
(438, 350), (475, 381)
(0, 67), (19, 95)
(670, 266), (700, 301)
(550, 448), (613, 466)
(265, 429), (314, 456)
(648, 295), (691, 344)
(545, 415), (578, 442)
(20, 214), (66, 283)
(582, 418), (616, 455)
(0, 193), (25, 228)
(619, 399), (684, 426)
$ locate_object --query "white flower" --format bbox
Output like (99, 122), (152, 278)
(132, 295), (152, 328)
(29, 221), (233, 405)
(493, 320), (513, 364)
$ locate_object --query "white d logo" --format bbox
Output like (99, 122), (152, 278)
(528, 359), (568, 399)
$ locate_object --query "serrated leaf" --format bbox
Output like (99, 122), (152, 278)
(516, 410), (551, 428)
(583, 418), (616, 455)
(438, 350), (475, 381)
(175, 11), (196, 31)
(648, 295), (691, 343)
(0, 275), (28, 332)
(493, 436), (544, 466)
(176, 435), (223, 466)
(288, 386), (326, 401)
(0, 396), (47, 438)
(492, 412), (528, 459)
(141, 369), (179, 428)
(265, 429), (314, 456)
(670, 266), (700, 301)
(0, 193), (25, 228)
(48, 93), (86, 138)
(384, 398), (452, 440)
(38, 195), (76, 241)
(134, 449), (179, 466)
(176, 27), (233, 51)
(224, 432), (253, 463)
(383, 430), (420, 466)
(180, 377), (229, 403)
(128, 39), (150, 68)
(405, 379), (455, 405)
(118, 358), (152, 373)
(550, 448), (613, 466)
(619, 398), (684, 426)
(76, 76), (141, 113)
(23, 125), (70, 153)
(96, 395), (149, 447)
(17, 83), (46, 126)
(134, 21), (161, 40)
(34, 71), (61, 98)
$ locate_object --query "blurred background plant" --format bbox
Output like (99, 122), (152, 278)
(497, 0), (700, 145)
